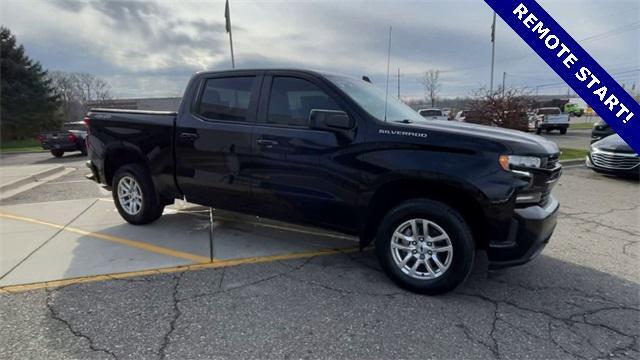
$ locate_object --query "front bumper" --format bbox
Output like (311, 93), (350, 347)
(41, 142), (78, 151)
(586, 154), (640, 178)
(488, 196), (559, 269)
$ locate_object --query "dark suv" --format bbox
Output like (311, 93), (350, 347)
(86, 69), (562, 294)
(591, 119), (615, 143)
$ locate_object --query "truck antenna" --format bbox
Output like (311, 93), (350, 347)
(384, 26), (392, 122)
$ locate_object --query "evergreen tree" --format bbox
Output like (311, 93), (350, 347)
(1, 26), (61, 140)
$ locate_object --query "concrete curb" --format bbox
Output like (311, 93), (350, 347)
(0, 150), (47, 155)
(0, 165), (66, 193)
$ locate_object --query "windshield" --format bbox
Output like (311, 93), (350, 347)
(419, 110), (443, 117)
(538, 108), (561, 115)
(326, 75), (424, 123)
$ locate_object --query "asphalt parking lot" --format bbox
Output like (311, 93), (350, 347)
(1, 151), (638, 359)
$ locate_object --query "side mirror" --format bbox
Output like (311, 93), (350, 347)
(309, 109), (354, 130)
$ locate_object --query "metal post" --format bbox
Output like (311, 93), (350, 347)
(490, 12), (496, 93)
(209, 207), (215, 262)
(397, 68), (401, 99)
(384, 26), (392, 122)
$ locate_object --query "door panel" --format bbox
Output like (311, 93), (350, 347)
(250, 73), (361, 231)
(175, 74), (261, 211)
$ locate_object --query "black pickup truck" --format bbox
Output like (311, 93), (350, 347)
(38, 121), (88, 157)
(85, 69), (561, 294)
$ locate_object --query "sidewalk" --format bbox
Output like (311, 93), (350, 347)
(0, 164), (72, 201)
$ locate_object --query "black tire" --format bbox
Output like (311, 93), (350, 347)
(375, 199), (475, 295)
(112, 164), (164, 225)
(51, 150), (64, 158)
(535, 127), (542, 135)
(560, 127), (567, 135)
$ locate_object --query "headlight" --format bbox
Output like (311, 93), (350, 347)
(499, 155), (541, 171)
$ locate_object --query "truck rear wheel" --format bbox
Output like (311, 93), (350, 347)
(375, 199), (474, 295)
(51, 150), (64, 158)
(112, 164), (164, 225)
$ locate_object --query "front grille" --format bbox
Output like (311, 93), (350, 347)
(591, 152), (639, 170)
(544, 154), (559, 169)
(539, 189), (552, 207)
(536, 154), (561, 207)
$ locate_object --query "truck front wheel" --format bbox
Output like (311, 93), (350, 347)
(112, 164), (164, 225)
(375, 199), (474, 295)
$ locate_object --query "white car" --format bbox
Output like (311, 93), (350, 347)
(418, 108), (448, 121)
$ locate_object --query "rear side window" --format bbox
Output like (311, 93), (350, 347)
(197, 77), (255, 122)
(420, 110), (442, 117)
(266, 77), (342, 127)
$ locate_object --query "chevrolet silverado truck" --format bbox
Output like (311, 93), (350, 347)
(85, 69), (562, 294)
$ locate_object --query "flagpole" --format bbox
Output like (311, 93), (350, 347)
(225, 0), (235, 69)
(229, 27), (235, 69)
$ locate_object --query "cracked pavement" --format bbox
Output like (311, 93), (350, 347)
(1, 166), (638, 359)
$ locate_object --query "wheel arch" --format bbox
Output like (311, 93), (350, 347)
(360, 177), (490, 250)
(103, 144), (149, 187)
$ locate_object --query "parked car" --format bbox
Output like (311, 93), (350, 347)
(586, 134), (639, 178)
(563, 103), (584, 117)
(591, 119), (615, 143)
(533, 107), (570, 134)
(38, 121), (88, 158)
(86, 69), (561, 294)
(418, 108), (448, 121)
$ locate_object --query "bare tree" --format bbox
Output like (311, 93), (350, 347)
(418, 69), (441, 107)
(467, 87), (535, 131)
(48, 71), (76, 119)
(48, 71), (112, 122)
(73, 73), (111, 103)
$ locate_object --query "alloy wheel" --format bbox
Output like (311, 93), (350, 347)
(390, 218), (453, 279)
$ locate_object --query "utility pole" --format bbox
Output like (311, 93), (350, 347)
(502, 72), (506, 97)
(490, 11), (497, 93)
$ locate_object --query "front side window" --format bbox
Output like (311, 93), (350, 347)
(197, 77), (255, 122)
(326, 75), (424, 123)
(266, 77), (342, 127)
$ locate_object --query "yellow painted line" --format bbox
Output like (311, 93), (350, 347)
(0, 246), (359, 294)
(0, 212), (211, 263)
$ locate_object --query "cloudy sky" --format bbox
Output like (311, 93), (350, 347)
(2, 0), (638, 99)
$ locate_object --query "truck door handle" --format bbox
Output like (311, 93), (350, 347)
(180, 132), (199, 140)
(256, 139), (279, 147)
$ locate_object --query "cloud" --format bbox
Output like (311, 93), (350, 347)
(2, 0), (638, 98)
